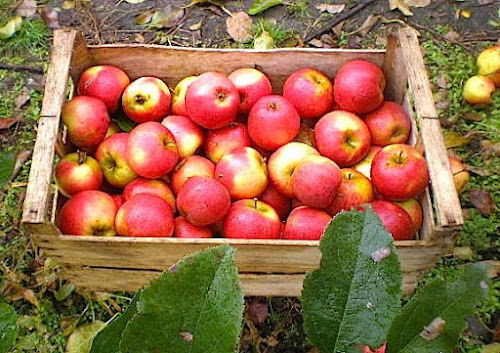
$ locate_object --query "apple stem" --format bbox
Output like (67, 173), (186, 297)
(253, 198), (258, 209)
(397, 150), (404, 164)
(78, 150), (87, 164)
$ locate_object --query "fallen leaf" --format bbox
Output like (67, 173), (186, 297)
(189, 0), (227, 6)
(150, 5), (184, 29)
(55, 283), (76, 301)
(358, 14), (379, 37)
(308, 38), (323, 47)
(254, 29), (274, 49)
(483, 343), (500, 353)
(65, 321), (105, 353)
(248, 0), (283, 16)
(347, 35), (362, 49)
(41, 7), (60, 29)
(481, 140), (500, 158)
(405, 0), (431, 7)
(61, 1), (75, 10)
(11, 149), (32, 181)
(444, 131), (472, 148)
(16, 0), (37, 18)
(0, 16), (23, 40)
(0, 118), (18, 130)
(463, 112), (483, 122)
(22, 289), (40, 307)
(468, 189), (496, 215)
(248, 300), (268, 325)
(189, 21), (202, 31)
(437, 74), (447, 89)
(134, 33), (145, 43)
(320, 33), (335, 47)
(124, 0), (146, 3)
(331, 20), (345, 37)
(226, 11), (253, 43)
(465, 165), (491, 177)
(135, 11), (154, 25)
(15, 87), (30, 109)
(315, 3), (345, 14)
(390, 0), (413, 16)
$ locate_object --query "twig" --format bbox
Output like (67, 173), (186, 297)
(405, 20), (473, 53)
(304, 0), (378, 42)
(0, 63), (43, 74)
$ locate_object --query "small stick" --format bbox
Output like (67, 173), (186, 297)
(304, 0), (378, 42)
(406, 20), (473, 53)
(0, 63), (43, 74)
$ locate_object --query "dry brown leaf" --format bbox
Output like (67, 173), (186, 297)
(465, 165), (491, 177)
(315, 3), (345, 15)
(481, 140), (500, 158)
(463, 112), (483, 122)
(437, 74), (447, 89)
(0, 118), (18, 130)
(347, 35), (362, 49)
(135, 11), (154, 25)
(468, 189), (496, 215)
(189, 21), (202, 31)
(150, 5), (184, 29)
(15, 87), (30, 109)
(11, 149), (32, 181)
(16, 0), (37, 18)
(332, 20), (345, 37)
(390, 0), (413, 16)
(248, 300), (268, 326)
(405, 0), (431, 7)
(61, 1), (74, 10)
(22, 289), (40, 307)
(358, 14), (379, 37)
(41, 7), (60, 29)
(320, 33), (335, 47)
(226, 11), (253, 42)
(308, 38), (324, 47)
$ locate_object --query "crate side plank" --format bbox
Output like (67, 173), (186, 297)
(383, 33), (408, 104)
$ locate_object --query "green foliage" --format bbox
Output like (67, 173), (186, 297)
(387, 263), (489, 353)
(0, 150), (15, 190)
(112, 111), (137, 132)
(302, 209), (402, 353)
(286, 0), (309, 18)
(0, 302), (19, 353)
(248, 0), (283, 16)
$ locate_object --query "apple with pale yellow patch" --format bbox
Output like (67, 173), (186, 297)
(477, 46), (500, 87)
(268, 142), (320, 198)
(327, 168), (374, 216)
(205, 122), (251, 163)
(283, 206), (331, 240)
(222, 199), (281, 239)
(352, 146), (381, 179)
(171, 155), (215, 195)
(228, 68), (273, 115)
(123, 178), (176, 213)
(215, 146), (268, 200)
(283, 68), (333, 120)
(126, 122), (179, 179)
(171, 76), (198, 117)
(395, 198), (423, 235)
(174, 216), (213, 238)
(55, 153), (103, 198)
(161, 115), (204, 159)
(122, 77), (171, 123)
(463, 75), (496, 105)
(258, 184), (291, 221)
(315, 110), (372, 167)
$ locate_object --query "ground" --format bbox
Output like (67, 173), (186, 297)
(0, 0), (499, 352)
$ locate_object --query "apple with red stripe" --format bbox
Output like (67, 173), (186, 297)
(161, 115), (204, 159)
(205, 122), (251, 163)
(258, 184), (291, 221)
(327, 168), (374, 216)
(364, 101), (411, 147)
(174, 216), (213, 238)
(123, 178), (176, 213)
(122, 77), (171, 123)
(369, 200), (415, 240)
(171, 156), (215, 195)
(228, 68), (273, 115)
(283, 206), (331, 240)
(55, 153), (103, 198)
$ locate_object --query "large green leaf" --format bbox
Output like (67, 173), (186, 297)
(0, 150), (16, 189)
(0, 302), (18, 353)
(119, 244), (244, 353)
(386, 263), (489, 353)
(302, 209), (402, 353)
(248, 0), (283, 16)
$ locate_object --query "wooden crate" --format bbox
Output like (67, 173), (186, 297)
(21, 27), (463, 297)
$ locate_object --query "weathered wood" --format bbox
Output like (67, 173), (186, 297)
(22, 29), (76, 226)
(69, 32), (93, 85)
(398, 27), (463, 229)
(383, 32), (408, 104)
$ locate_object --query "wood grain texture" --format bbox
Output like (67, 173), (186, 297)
(383, 32), (408, 103)
(398, 27), (463, 229)
(22, 29), (76, 226)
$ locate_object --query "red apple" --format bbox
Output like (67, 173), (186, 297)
(126, 122), (179, 179)
(315, 110), (372, 167)
(258, 184), (291, 221)
(268, 142), (320, 198)
(174, 216), (213, 238)
(205, 122), (251, 163)
(177, 176), (231, 226)
(171, 155), (215, 195)
(62, 96), (110, 151)
(364, 101), (411, 146)
(333, 60), (386, 114)
(283, 68), (333, 120)
(59, 190), (117, 236)
(161, 115), (204, 159)
(115, 194), (174, 237)
(122, 77), (171, 123)
(171, 76), (198, 117)
(449, 155), (470, 194)
(291, 198), (305, 209)
(185, 71), (239, 129)
(291, 155), (342, 208)
(371, 144), (430, 201)
(327, 168), (374, 216)
(123, 178), (176, 213)
(395, 198), (423, 235)
(222, 199), (281, 239)
(248, 95), (300, 151)
(463, 75), (496, 105)
(369, 200), (415, 240)
(228, 68), (273, 115)
(362, 343), (386, 353)
(215, 146), (268, 200)
(95, 133), (137, 188)
(77, 65), (130, 114)
(55, 153), (102, 198)
(283, 206), (331, 240)
(112, 194), (125, 209)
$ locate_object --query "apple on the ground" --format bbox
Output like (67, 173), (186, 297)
(463, 75), (496, 105)
(55, 152), (103, 197)
(448, 155), (470, 194)
(477, 46), (500, 87)
(122, 76), (171, 123)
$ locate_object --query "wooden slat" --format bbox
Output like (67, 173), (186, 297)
(383, 32), (408, 104)
(398, 27), (463, 229)
(22, 29), (77, 226)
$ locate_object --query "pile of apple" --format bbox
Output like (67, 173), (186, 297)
(463, 46), (499, 106)
(56, 59), (431, 241)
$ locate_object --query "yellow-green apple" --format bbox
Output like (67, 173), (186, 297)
(477, 46), (500, 87)
(222, 199), (281, 239)
(291, 155), (342, 208)
(161, 115), (204, 158)
(205, 122), (251, 163)
(258, 184), (291, 220)
(369, 200), (415, 240)
(123, 178), (176, 213)
(77, 65), (130, 114)
(268, 142), (320, 198)
(352, 146), (382, 179)
(315, 110), (372, 167)
(333, 60), (386, 114)
(215, 146), (268, 199)
(105, 121), (122, 138)
(112, 194), (125, 209)
(62, 96), (110, 151)
(126, 122), (179, 179)
(364, 101), (411, 146)
(171, 155), (215, 195)
(371, 144), (430, 200)
(95, 133), (137, 188)
(283, 206), (331, 240)
(185, 71), (239, 129)
(59, 190), (117, 236)
(395, 198), (423, 235)
(55, 153), (103, 197)
(174, 216), (213, 238)
(327, 168), (374, 216)
(172, 76), (198, 116)
(449, 155), (470, 194)
(463, 75), (496, 105)
(228, 68), (273, 115)
(283, 68), (333, 120)
(177, 176), (231, 226)
(248, 95), (300, 151)
(122, 77), (171, 123)
(115, 194), (174, 237)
